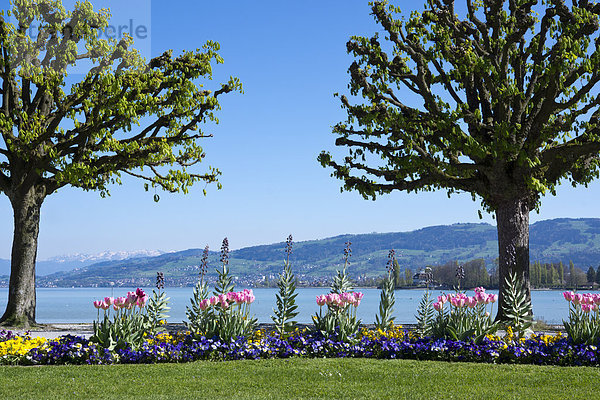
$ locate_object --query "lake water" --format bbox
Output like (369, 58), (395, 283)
(0, 287), (581, 325)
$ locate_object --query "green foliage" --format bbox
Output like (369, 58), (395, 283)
(0, 0), (241, 198)
(91, 288), (170, 351)
(374, 272), (395, 331)
(331, 241), (354, 294)
(271, 235), (299, 336)
(563, 308), (600, 346)
(563, 296), (600, 346)
(186, 289), (257, 343)
(392, 259), (402, 288)
(214, 238), (234, 296)
(320, 0), (600, 213)
(414, 290), (434, 337)
(312, 297), (361, 344)
(143, 289), (171, 337)
(501, 271), (533, 338)
(185, 245), (210, 335)
(416, 289), (498, 343)
(404, 267), (413, 286)
(202, 302), (257, 343)
(186, 238), (257, 342)
(184, 280), (210, 336)
(313, 241), (362, 342)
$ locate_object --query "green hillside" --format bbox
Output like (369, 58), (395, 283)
(33, 218), (600, 287)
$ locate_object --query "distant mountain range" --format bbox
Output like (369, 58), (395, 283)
(3, 217), (596, 288)
(0, 250), (166, 277)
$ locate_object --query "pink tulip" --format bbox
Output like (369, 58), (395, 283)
(574, 293), (584, 305)
(316, 295), (326, 306)
(475, 292), (485, 304)
(136, 294), (149, 307)
(126, 291), (138, 305)
(103, 297), (113, 306)
(325, 293), (335, 307)
(353, 292), (364, 307)
(563, 291), (575, 302)
(136, 288), (146, 298)
(114, 297), (127, 308)
(489, 294), (498, 303)
(218, 294), (229, 308)
(245, 289), (255, 304)
(232, 292), (243, 304)
(474, 287), (485, 294)
(329, 294), (341, 307)
(450, 296), (460, 307)
(467, 297), (478, 308)
(199, 299), (210, 311)
(433, 301), (442, 312)
(93, 300), (102, 309)
(437, 295), (447, 304)
(340, 292), (353, 307)
(100, 301), (110, 310)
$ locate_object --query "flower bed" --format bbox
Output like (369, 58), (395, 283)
(2, 326), (599, 367)
(2, 241), (599, 368)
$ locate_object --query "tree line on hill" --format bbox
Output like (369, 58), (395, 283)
(378, 259), (600, 290)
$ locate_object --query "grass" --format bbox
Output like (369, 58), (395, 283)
(1, 358), (599, 399)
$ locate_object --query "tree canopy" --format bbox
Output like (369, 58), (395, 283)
(319, 0), (600, 210)
(0, 1), (241, 200)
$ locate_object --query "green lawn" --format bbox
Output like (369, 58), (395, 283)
(1, 358), (598, 399)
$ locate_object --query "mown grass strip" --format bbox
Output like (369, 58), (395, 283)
(1, 358), (599, 399)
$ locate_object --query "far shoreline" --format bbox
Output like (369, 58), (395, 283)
(0, 286), (593, 291)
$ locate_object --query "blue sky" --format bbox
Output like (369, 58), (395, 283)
(1, 0), (599, 260)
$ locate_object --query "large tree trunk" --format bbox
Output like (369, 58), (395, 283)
(495, 197), (531, 322)
(0, 185), (45, 327)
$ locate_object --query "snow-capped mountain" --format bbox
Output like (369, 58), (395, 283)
(44, 250), (165, 263)
(0, 250), (168, 277)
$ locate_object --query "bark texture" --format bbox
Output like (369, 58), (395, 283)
(0, 185), (46, 327)
(495, 197), (531, 322)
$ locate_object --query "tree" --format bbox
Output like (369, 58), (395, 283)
(558, 262), (565, 287)
(587, 266), (596, 284)
(404, 267), (413, 286)
(392, 258), (402, 288)
(529, 261), (539, 287)
(0, 1), (241, 326)
(319, 0), (600, 320)
(569, 261), (576, 288)
(549, 264), (558, 287)
(595, 264), (600, 285)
